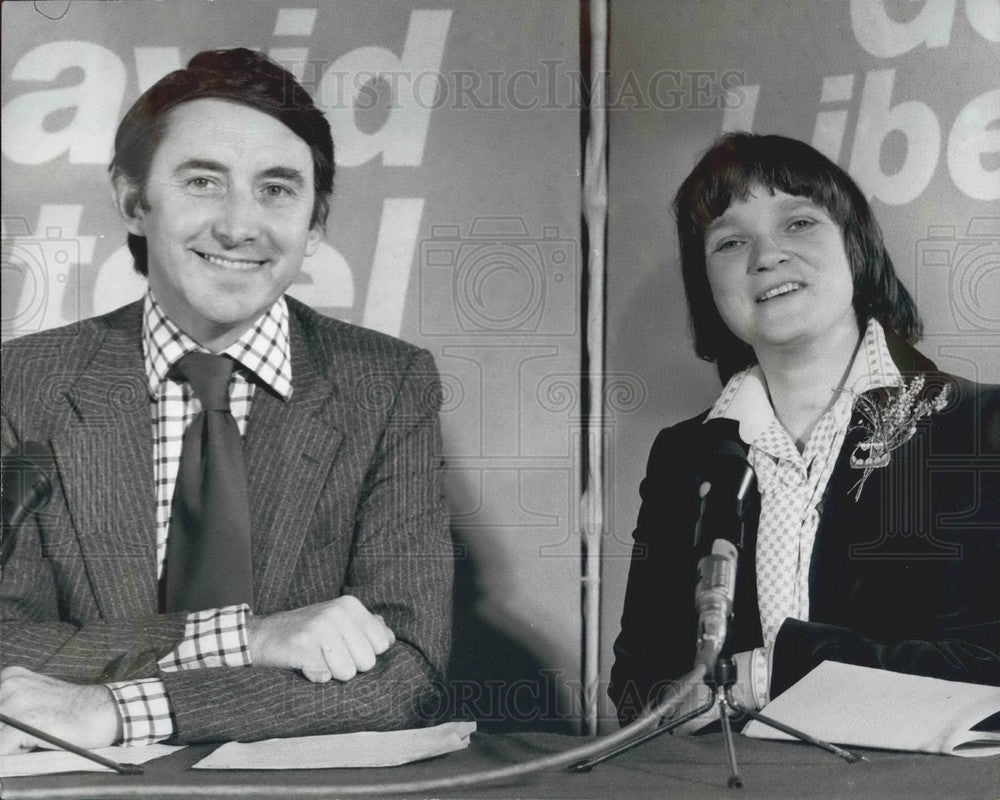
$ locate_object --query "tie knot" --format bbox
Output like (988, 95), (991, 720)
(173, 352), (234, 411)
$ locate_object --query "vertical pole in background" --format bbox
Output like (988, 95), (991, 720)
(581, 0), (608, 736)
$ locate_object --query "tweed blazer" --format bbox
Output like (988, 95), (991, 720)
(1, 298), (452, 743)
(609, 335), (1000, 724)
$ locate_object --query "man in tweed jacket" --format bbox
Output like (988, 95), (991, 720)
(0, 49), (451, 750)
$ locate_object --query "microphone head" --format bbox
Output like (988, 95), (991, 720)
(2, 442), (55, 520)
(2, 442), (55, 566)
(709, 435), (749, 465)
(696, 419), (749, 467)
(697, 423), (753, 493)
(694, 422), (757, 550)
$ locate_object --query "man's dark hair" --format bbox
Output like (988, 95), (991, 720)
(110, 48), (334, 276)
(673, 132), (921, 383)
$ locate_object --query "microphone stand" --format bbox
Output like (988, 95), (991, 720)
(569, 654), (863, 784)
(571, 444), (863, 784)
(567, 686), (716, 773)
(0, 713), (144, 775)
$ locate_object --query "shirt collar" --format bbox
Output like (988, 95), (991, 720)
(142, 290), (293, 401)
(705, 318), (902, 444)
(841, 317), (902, 396)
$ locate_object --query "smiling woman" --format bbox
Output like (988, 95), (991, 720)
(608, 132), (1000, 729)
(703, 189), (858, 390)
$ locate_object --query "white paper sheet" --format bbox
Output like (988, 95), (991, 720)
(0, 743), (183, 778)
(192, 720), (477, 770)
(743, 661), (1000, 756)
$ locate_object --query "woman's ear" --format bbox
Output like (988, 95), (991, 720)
(111, 173), (146, 236)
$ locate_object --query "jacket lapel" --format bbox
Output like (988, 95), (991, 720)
(244, 313), (344, 612)
(50, 304), (159, 617)
(883, 331), (938, 375)
(808, 333), (957, 624)
(808, 406), (880, 618)
(42, 302), (346, 617)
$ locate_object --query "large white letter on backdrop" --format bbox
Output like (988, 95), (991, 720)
(850, 0), (957, 57)
(947, 88), (1000, 201)
(1, 41), (126, 165)
(321, 10), (452, 167)
(849, 69), (941, 205)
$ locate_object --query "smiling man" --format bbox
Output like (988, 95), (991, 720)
(0, 49), (451, 751)
(132, 99), (325, 352)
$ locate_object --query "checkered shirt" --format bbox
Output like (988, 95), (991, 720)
(705, 318), (900, 707)
(107, 291), (293, 746)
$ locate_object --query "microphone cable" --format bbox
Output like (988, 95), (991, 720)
(11, 661), (710, 799)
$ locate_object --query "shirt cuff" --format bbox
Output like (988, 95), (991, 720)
(729, 648), (771, 711)
(107, 678), (175, 746)
(750, 646), (772, 709)
(158, 604), (252, 672)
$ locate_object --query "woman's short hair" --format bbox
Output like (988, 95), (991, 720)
(673, 132), (921, 382)
(110, 48), (334, 276)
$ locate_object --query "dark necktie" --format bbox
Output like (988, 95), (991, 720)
(162, 352), (253, 612)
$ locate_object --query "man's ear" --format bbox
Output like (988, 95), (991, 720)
(111, 173), (146, 236)
(304, 225), (323, 257)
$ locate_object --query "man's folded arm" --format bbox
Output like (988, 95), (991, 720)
(162, 644), (440, 743)
(158, 348), (452, 743)
(3, 587), (253, 681)
(0, 615), (188, 684)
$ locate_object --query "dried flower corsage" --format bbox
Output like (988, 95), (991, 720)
(847, 375), (951, 500)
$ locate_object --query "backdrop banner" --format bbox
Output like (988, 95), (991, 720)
(604, 0), (999, 730)
(2, 0), (583, 730)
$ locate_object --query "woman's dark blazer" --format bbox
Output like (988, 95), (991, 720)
(609, 335), (1000, 725)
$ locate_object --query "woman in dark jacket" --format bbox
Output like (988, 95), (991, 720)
(609, 132), (1000, 726)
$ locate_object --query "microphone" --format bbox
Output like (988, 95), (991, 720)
(692, 434), (756, 671)
(2, 441), (55, 566)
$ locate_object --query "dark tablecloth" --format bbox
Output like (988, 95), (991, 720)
(4, 730), (999, 800)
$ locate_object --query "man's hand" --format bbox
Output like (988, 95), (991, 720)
(0, 666), (120, 754)
(248, 595), (395, 683)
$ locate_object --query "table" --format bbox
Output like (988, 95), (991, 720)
(3, 731), (999, 800)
